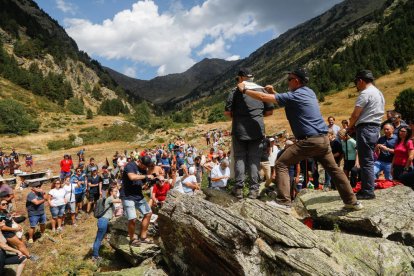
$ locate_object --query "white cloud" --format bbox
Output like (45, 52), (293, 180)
(56, 0), (77, 14)
(123, 66), (137, 78)
(226, 55), (240, 61)
(65, 0), (342, 76)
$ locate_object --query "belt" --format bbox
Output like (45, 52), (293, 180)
(356, 123), (380, 127)
(297, 133), (326, 140)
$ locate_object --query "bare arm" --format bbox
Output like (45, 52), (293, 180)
(348, 106), (363, 128)
(405, 149), (414, 169)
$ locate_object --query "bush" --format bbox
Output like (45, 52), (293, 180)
(0, 99), (39, 134)
(86, 108), (93, 119)
(207, 103), (226, 123)
(99, 98), (128, 115)
(66, 97), (84, 115)
(394, 88), (414, 121)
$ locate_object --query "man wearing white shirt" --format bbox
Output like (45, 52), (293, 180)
(210, 160), (230, 189)
(327, 116), (341, 136)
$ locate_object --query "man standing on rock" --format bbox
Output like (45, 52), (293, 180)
(348, 70), (385, 200)
(225, 68), (274, 199)
(238, 68), (362, 212)
(121, 156), (154, 246)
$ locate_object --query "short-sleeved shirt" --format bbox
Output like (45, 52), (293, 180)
(0, 184), (13, 196)
(341, 138), (357, 161)
(225, 82), (274, 140)
(355, 85), (385, 126)
(328, 124), (341, 136)
(64, 183), (77, 203)
(152, 183), (171, 202)
(88, 175), (101, 194)
(376, 135), (398, 163)
(49, 188), (66, 206)
(181, 175), (197, 194)
(393, 140), (414, 166)
(276, 86), (328, 138)
(120, 161), (145, 201)
(101, 173), (114, 190)
(60, 159), (73, 172)
(102, 196), (115, 220)
(71, 174), (86, 194)
(210, 165), (230, 188)
(26, 191), (45, 216)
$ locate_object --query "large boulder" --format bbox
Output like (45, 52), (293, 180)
(158, 190), (414, 275)
(297, 185), (414, 245)
(94, 261), (167, 276)
(158, 190), (261, 276)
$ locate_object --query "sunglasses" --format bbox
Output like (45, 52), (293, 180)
(288, 77), (297, 82)
(1, 202), (8, 206)
(399, 130), (407, 133)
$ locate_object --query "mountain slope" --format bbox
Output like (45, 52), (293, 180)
(0, 0), (134, 113)
(106, 58), (237, 104)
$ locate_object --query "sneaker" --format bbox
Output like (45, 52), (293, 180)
(266, 200), (291, 214)
(57, 227), (63, 233)
(233, 188), (243, 199)
(28, 239), (34, 244)
(76, 214), (81, 220)
(91, 256), (102, 262)
(344, 201), (363, 211)
(356, 192), (376, 200)
(247, 190), (258, 199)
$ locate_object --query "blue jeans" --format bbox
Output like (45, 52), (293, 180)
(92, 217), (109, 257)
(356, 124), (380, 194)
(374, 160), (392, 180)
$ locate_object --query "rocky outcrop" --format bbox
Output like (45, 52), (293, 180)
(298, 185), (414, 245)
(94, 261), (167, 276)
(158, 189), (414, 275)
(108, 216), (161, 267)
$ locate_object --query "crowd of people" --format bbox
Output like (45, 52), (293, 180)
(0, 67), (413, 274)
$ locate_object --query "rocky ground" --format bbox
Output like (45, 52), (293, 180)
(105, 185), (414, 276)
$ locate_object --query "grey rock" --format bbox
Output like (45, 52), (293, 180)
(72, 136), (83, 146)
(298, 185), (414, 245)
(158, 190), (261, 276)
(94, 262), (167, 276)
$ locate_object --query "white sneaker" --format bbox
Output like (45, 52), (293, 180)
(344, 201), (363, 211)
(266, 200), (291, 214)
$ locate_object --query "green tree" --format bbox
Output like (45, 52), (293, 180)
(0, 99), (39, 134)
(394, 88), (414, 121)
(133, 101), (151, 126)
(66, 97), (85, 115)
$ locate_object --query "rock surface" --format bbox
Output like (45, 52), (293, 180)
(298, 185), (414, 245)
(95, 261), (167, 276)
(158, 188), (414, 275)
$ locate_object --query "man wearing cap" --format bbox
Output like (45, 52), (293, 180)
(26, 182), (46, 244)
(348, 70), (385, 200)
(238, 68), (362, 212)
(121, 156), (154, 246)
(225, 68), (274, 199)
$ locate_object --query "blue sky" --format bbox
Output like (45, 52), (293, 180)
(35, 0), (342, 80)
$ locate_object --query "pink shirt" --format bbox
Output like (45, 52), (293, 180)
(393, 140), (414, 166)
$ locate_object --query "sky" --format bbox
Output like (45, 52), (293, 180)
(35, 0), (343, 80)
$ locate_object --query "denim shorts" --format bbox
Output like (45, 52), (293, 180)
(29, 213), (47, 227)
(122, 198), (151, 220)
(60, 171), (71, 180)
(75, 193), (85, 203)
(50, 205), (65, 218)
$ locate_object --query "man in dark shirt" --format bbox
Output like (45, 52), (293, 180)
(26, 182), (46, 244)
(121, 156), (154, 246)
(225, 68), (274, 199)
(239, 68), (361, 212)
(374, 123), (397, 180)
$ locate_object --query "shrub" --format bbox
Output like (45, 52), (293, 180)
(66, 97), (84, 115)
(86, 108), (93, 119)
(394, 88), (414, 121)
(207, 103), (226, 123)
(0, 99), (39, 134)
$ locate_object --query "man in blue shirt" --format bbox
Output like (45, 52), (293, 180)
(374, 123), (397, 180)
(238, 68), (361, 212)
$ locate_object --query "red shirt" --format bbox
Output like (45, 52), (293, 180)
(60, 159), (73, 172)
(152, 182), (171, 202)
(393, 140), (414, 166)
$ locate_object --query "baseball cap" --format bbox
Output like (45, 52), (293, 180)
(269, 137), (275, 142)
(354, 69), (375, 82)
(140, 155), (153, 167)
(237, 67), (253, 78)
(288, 68), (309, 83)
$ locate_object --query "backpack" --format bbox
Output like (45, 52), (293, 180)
(94, 198), (112, 219)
